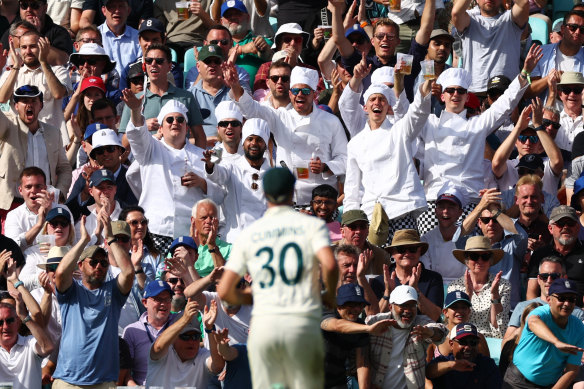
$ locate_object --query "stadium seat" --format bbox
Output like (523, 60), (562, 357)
(553, 0), (574, 21)
(269, 16), (278, 34)
(183, 47), (197, 88)
(529, 16), (549, 45)
(485, 337), (502, 366)
(170, 47), (178, 63)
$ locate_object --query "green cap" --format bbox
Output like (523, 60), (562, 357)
(198, 45), (224, 62)
(263, 168), (295, 204)
(341, 210), (368, 226)
(78, 245), (107, 263)
(111, 220), (130, 237)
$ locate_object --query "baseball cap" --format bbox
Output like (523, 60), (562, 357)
(13, 85), (43, 103)
(45, 207), (71, 224)
(139, 17), (165, 35)
(111, 220), (130, 237)
(345, 24), (367, 39)
(263, 168), (295, 204)
(450, 323), (479, 340)
(169, 236), (197, 254)
(571, 176), (584, 211)
(84, 123), (110, 141)
(436, 185), (464, 208)
(89, 129), (124, 159)
(336, 284), (370, 306)
(341, 210), (368, 226)
(80, 76), (106, 94)
(128, 62), (145, 80)
(549, 205), (579, 224)
(444, 291), (471, 308)
(89, 169), (116, 187)
(37, 246), (69, 270)
(465, 92), (480, 110)
(389, 285), (418, 305)
(516, 154), (544, 172)
(144, 280), (174, 298)
(552, 19), (563, 33)
(430, 28), (454, 42)
(549, 278), (579, 295)
(198, 44), (225, 62)
(78, 245), (107, 263)
(487, 75), (511, 93)
(221, 0), (248, 16)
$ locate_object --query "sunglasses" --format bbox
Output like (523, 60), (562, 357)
(374, 33), (396, 41)
(19, 1), (41, 9)
(94, 145), (118, 155)
(466, 252), (492, 262)
(518, 167), (539, 176)
(349, 34), (368, 45)
(251, 173), (259, 191)
(538, 272), (562, 281)
(555, 219), (578, 228)
(345, 222), (368, 231)
(178, 333), (200, 341)
(165, 116), (185, 124)
(444, 87), (468, 95)
(565, 23), (584, 34)
(552, 294), (578, 304)
(269, 75), (290, 83)
(479, 216), (499, 225)
(311, 199), (336, 206)
(290, 87), (312, 96)
(455, 338), (479, 347)
(0, 317), (16, 326)
(281, 36), (303, 44)
(144, 57), (166, 65)
(87, 258), (109, 268)
(49, 220), (69, 228)
(395, 246), (420, 254)
(128, 218), (148, 227)
(518, 134), (539, 144)
(167, 277), (182, 284)
(203, 58), (222, 66)
(218, 120), (242, 128)
(129, 76), (144, 85)
(209, 39), (230, 46)
(560, 86), (584, 95)
(115, 235), (131, 243)
(78, 38), (99, 44)
(79, 57), (100, 66)
(542, 118), (561, 130)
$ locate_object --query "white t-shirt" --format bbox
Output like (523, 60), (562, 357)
(420, 227), (467, 284)
(0, 335), (42, 389)
(146, 346), (212, 388)
(382, 329), (409, 389)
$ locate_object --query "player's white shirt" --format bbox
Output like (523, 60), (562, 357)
(225, 206), (331, 320)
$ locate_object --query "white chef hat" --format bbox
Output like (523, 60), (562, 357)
(242, 118), (270, 146)
(290, 66), (319, 91)
(215, 100), (243, 122)
(436, 68), (472, 90)
(363, 83), (395, 107)
(371, 66), (395, 85)
(157, 100), (189, 124)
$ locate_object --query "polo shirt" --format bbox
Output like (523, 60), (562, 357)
(189, 80), (233, 137)
(234, 31), (273, 88)
(196, 238), (232, 277)
(0, 335), (42, 389)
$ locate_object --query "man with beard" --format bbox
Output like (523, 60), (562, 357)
(365, 285), (446, 389)
(261, 60), (291, 109)
(213, 101), (244, 161)
(204, 118), (270, 243)
(52, 213), (135, 388)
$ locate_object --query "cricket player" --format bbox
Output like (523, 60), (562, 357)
(218, 167), (339, 389)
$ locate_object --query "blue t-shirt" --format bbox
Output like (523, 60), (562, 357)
(514, 304), (584, 386)
(53, 278), (129, 385)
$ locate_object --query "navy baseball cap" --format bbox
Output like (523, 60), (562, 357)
(336, 283), (370, 306)
(144, 280), (173, 298)
(444, 291), (471, 308)
(45, 207), (71, 223)
(549, 278), (579, 296)
(84, 123), (111, 141)
(516, 154), (544, 172)
(139, 17), (165, 35)
(169, 236), (197, 254)
(221, 0), (248, 16)
(345, 24), (367, 39)
(89, 169), (116, 187)
(14, 85), (43, 103)
(450, 323), (479, 340)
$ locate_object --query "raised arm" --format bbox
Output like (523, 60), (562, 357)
(203, 300), (226, 374)
(511, 0), (530, 28)
(150, 299), (198, 360)
(415, 0), (436, 46)
(55, 215), (89, 293)
(101, 209), (134, 295)
(0, 40), (23, 103)
(492, 105), (532, 178)
(38, 38), (67, 99)
(530, 97), (563, 176)
(528, 314), (584, 355)
(329, 0), (355, 58)
(451, 0), (473, 33)
(184, 267), (224, 306)
(217, 268), (253, 306)
(460, 188), (501, 236)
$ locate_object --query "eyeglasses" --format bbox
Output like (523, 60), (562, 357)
(129, 76), (144, 85)
(538, 272), (562, 281)
(94, 145), (118, 155)
(518, 134), (539, 144)
(552, 294), (578, 304)
(209, 39), (230, 46)
(455, 338), (479, 347)
(128, 218), (148, 227)
(290, 87), (312, 96)
(395, 245), (420, 254)
(269, 75), (290, 83)
(560, 86), (584, 95)
(167, 277), (182, 284)
(0, 317), (16, 327)
(374, 33), (396, 41)
(46, 264), (59, 272)
(281, 35), (303, 44)
(218, 120), (242, 128)
(151, 295), (171, 304)
(466, 252), (492, 262)
(87, 258), (109, 268)
(203, 58), (222, 66)
(178, 333), (200, 341)
(311, 199), (336, 206)
(251, 173), (259, 191)
(79, 57), (100, 66)
(349, 34), (368, 45)
(444, 87), (468, 95)
(144, 57), (166, 65)
(78, 38), (99, 44)
(542, 118), (561, 130)
(165, 116), (185, 124)
(115, 235), (130, 243)
(565, 23), (584, 34)
(554, 219), (578, 228)
(49, 220), (69, 228)
(19, 1), (41, 10)
(479, 216), (499, 225)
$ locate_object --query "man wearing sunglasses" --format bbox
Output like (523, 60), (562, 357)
(504, 279), (584, 389)
(554, 72), (584, 157)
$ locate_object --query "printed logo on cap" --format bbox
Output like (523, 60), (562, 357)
(209, 46), (215, 52)
(90, 79), (97, 83)
(101, 170), (107, 177)
(179, 237), (184, 243)
(463, 324), (472, 332)
(456, 291), (461, 298)
(355, 286), (362, 296)
(57, 208), (63, 214)
(525, 155), (535, 162)
(227, 0), (235, 6)
(566, 280), (571, 288)
(158, 280), (164, 287)
(146, 19), (152, 27)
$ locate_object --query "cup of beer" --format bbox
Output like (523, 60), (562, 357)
(176, 2), (190, 21)
(318, 25), (333, 40)
(396, 53), (413, 75)
(420, 59), (435, 80)
(295, 162), (310, 180)
(389, 0), (401, 12)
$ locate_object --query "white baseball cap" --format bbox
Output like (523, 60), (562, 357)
(389, 285), (418, 305)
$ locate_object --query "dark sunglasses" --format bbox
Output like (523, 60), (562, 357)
(444, 87), (468, 95)
(144, 57), (166, 65)
(251, 173), (259, 191)
(269, 75), (290, 83)
(555, 219), (578, 228)
(560, 86), (584, 95)
(19, 1), (41, 9)
(395, 246), (420, 254)
(49, 220), (69, 228)
(46, 264), (59, 272)
(167, 277), (182, 284)
(466, 252), (492, 262)
(345, 222), (368, 231)
(349, 34), (368, 45)
(565, 23), (584, 34)
(311, 199), (336, 206)
(537, 272), (562, 281)
(203, 58), (222, 66)
(290, 87), (312, 96)
(79, 57), (100, 66)
(165, 116), (185, 124)
(129, 76), (144, 85)
(552, 294), (578, 304)
(178, 333), (200, 341)
(518, 134), (539, 144)
(479, 216), (499, 225)
(128, 218), (148, 227)
(455, 338), (479, 347)
(94, 145), (118, 155)
(0, 317), (16, 326)
(518, 167), (538, 176)
(87, 258), (109, 268)
(281, 36), (303, 44)
(542, 118), (561, 130)
(218, 120), (242, 128)
(209, 39), (230, 46)
(115, 235), (131, 243)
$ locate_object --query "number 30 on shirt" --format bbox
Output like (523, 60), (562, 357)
(256, 242), (303, 288)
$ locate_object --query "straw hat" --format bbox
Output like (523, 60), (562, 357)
(386, 229), (428, 256)
(452, 236), (504, 265)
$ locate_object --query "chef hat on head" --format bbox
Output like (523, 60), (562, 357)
(363, 83), (395, 107)
(371, 66), (395, 85)
(242, 118), (270, 146)
(290, 66), (319, 91)
(436, 67), (472, 90)
(215, 100), (243, 122)
(157, 100), (189, 124)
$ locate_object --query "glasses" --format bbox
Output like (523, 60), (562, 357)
(87, 258), (109, 268)
(374, 33), (396, 41)
(466, 252), (492, 262)
(0, 317), (16, 327)
(560, 86), (584, 95)
(165, 116), (185, 124)
(78, 38), (99, 44)
(49, 220), (69, 228)
(269, 75), (290, 83)
(94, 145), (118, 155)
(152, 295), (171, 304)
(218, 120), (242, 128)
(518, 134), (539, 144)
(555, 219), (578, 228)
(129, 76), (144, 85)
(349, 35), (368, 45)
(203, 58), (222, 66)
(479, 216), (499, 225)
(144, 57), (166, 65)
(395, 245), (420, 254)
(345, 222), (368, 231)
(311, 199), (336, 206)
(552, 294), (578, 304)
(209, 39), (230, 46)
(444, 87), (468, 95)
(115, 235), (131, 243)
(565, 23), (584, 34)
(290, 87), (312, 96)
(178, 333), (200, 341)
(167, 277), (182, 284)
(542, 118), (561, 130)
(19, 1), (41, 9)
(538, 272), (562, 281)
(46, 264), (59, 272)
(455, 338), (479, 347)
(128, 218), (148, 227)
(281, 36), (303, 44)
(518, 167), (538, 176)
(251, 173), (259, 191)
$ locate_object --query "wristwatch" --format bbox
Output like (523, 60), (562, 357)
(491, 297), (501, 304)
(208, 247), (217, 253)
